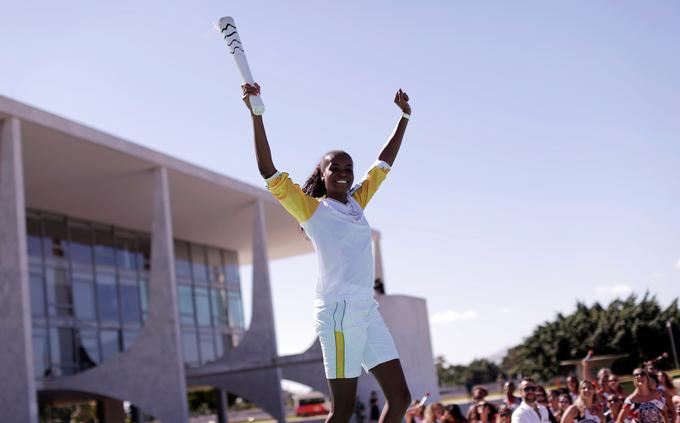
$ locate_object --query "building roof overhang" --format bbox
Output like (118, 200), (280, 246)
(0, 95), (379, 264)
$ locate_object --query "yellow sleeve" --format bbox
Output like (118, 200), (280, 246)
(265, 171), (320, 223)
(351, 160), (391, 209)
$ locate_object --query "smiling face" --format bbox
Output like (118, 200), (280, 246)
(520, 380), (537, 403)
(632, 369), (648, 388)
(579, 381), (594, 401)
(558, 394), (571, 411)
(321, 151), (354, 199)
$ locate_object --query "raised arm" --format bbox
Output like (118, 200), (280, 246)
(377, 89), (411, 167)
(242, 83), (277, 178)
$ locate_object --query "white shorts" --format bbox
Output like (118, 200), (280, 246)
(313, 298), (399, 379)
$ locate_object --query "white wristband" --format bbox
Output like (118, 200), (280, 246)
(402, 112), (411, 120)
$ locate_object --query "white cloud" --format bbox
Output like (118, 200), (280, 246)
(499, 307), (514, 314)
(594, 284), (632, 296)
(652, 273), (666, 279)
(675, 259), (680, 269)
(430, 310), (478, 323)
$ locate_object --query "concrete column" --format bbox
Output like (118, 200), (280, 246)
(250, 199), (286, 422)
(372, 232), (386, 294)
(147, 165), (189, 422)
(250, 199), (279, 357)
(216, 389), (229, 423)
(0, 117), (38, 422)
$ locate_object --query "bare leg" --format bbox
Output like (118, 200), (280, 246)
(326, 378), (359, 423)
(370, 359), (412, 423)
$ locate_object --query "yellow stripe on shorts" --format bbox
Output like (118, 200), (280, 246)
(334, 330), (345, 378)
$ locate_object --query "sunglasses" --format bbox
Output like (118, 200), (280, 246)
(632, 372), (647, 378)
(608, 399), (621, 404)
(523, 386), (537, 392)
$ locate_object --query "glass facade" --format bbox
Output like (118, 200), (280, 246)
(174, 239), (245, 367)
(26, 209), (245, 378)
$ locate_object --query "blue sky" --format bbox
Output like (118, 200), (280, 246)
(3, 1), (680, 370)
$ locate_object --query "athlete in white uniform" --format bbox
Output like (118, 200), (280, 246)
(241, 82), (413, 423)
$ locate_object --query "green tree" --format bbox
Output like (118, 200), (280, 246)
(436, 356), (502, 390)
(500, 293), (680, 380)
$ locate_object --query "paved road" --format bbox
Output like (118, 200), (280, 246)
(189, 407), (328, 423)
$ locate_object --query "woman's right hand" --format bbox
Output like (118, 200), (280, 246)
(241, 82), (261, 115)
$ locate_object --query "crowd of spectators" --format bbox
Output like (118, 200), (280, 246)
(401, 361), (680, 423)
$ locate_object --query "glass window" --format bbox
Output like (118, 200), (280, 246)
(32, 326), (49, 379)
(215, 331), (232, 358)
(181, 329), (199, 366)
(139, 278), (149, 321)
(26, 215), (43, 258)
(30, 272), (46, 317)
(195, 287), (211, 327)
(72, 275), (96, 321)
(46, 267), (72, 317)
(115, 234), (137, 271)
(178, 284), (195, 326)
(120, 280), (141, 324)
(43, 217), (68, 262)
(94, 227), (115, 268)
(100, 329), (120, 361)
(207, 248), (223, 283)
(210, 288), (228, 326)
(68, 222), (93, 266)
(174, 241), (192, 280)
(123, 329), (139, 350)
(199, 331), (215, 364)
(96, 273), (119, 323)
(222, 251), (240, 286)
(190, 244), (208, 282)
(77, 328), (99, 370)
(136, 236), (151, 271)
(50, 327), (76, 376)
(228, 291), (244, 328)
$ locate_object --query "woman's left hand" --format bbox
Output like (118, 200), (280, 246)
(394, 88), (411, 115)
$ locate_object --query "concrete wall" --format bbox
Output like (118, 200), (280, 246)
(357, 294), (439, 409)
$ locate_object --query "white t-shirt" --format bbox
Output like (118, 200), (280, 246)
(512, 402), (551, 423)
(265, 160), (391, 304)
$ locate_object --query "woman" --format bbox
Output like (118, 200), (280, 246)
(608, 375), (628, 398)
(242, 80), (412, 423)
(443, 404), (468, 423)
(405, 400), (425, 423)
(424, 404), (439, 423)
(468, 402), (497, 423)
(538, 386), (559, 423)
(558, 393), (574, 420)
(568, 377), (581, 403)
(548, 390), (562, 418)
(617, 369), (667, 423)
(605, 395), (623, 423)
(561, 380), (606, 423)
(648, 372), (675, 423)
(658, 372), (677, 397)
(496, 405), (511, 423)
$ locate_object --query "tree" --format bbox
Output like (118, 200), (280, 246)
(500, 293), (680, 380)
(436, 355), (502, 390)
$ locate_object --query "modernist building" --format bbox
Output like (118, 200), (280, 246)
(0, 96), (438, 422)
